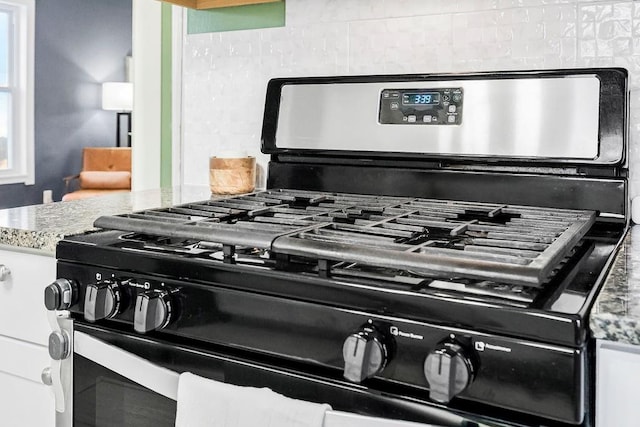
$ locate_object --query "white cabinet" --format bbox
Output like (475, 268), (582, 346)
(0, 248), (56, 426)
(0, 248), (56, 345)
(0, 335), (54, 427)
(596, 340), (640, 426)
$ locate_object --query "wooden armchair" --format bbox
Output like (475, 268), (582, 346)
(62, 147), (132, 201)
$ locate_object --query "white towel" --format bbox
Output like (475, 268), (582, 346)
(175, 372), (332, 427)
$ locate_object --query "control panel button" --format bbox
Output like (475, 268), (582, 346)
(423, 115), (432, 123)
(134, 290), (173, 333)
(424, 340), (476, 403)
(390, 102), (399, 110)
(407, 115), (417, 123)
(452, 94), (462, 102)
(447, 115), (456, 123)
(44, 279), (77, 311)
(448, 105), (457, 113)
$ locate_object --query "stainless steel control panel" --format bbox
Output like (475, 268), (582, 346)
(379, 88), (463, 125)
(274, 76), (602, 160)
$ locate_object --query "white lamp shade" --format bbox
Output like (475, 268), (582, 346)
(102, 82), (133, 111)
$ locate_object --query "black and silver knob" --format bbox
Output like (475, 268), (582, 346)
(84, 281), (124, 322)
(342, 324), (393, 383)
(133, 290), (173, 333)
(424, 340), (476, 403)
(44, 279), (77, 311)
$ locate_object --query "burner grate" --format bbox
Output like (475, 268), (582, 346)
(93, 189), (596, 286)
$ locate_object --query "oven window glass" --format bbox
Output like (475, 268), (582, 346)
(74, 355), (176, 427)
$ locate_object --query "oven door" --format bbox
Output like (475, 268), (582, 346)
(44, 319), (501, 427)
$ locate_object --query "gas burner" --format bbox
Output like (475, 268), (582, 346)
(119, 232), (196, 247)
(206, 245), (271, 265)
(331, 263), (538, 306)
(426, 279), (536, 304)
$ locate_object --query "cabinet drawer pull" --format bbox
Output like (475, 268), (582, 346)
(0, 264), (10, 281)
(41, 367), (52, 386)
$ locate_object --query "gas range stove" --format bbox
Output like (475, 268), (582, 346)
(48, 68), (629, 427)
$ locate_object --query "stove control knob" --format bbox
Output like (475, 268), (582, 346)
(424, 341), (476, 403)
(44, 279), (77, 311)
(342, 325), (391, 383)
(134, 290), (173, 333)
(84, 281), (123, 322)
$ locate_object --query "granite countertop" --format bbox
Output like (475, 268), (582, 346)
(0, 186), (212, 254)
(1, 187), (638, 346)
(591, 226), (640, 346)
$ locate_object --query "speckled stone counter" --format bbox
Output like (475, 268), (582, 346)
(0, 186), (212, 254)
(591, 226), (640, 346)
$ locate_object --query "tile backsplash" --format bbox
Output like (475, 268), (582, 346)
(182, 0), (640, 200)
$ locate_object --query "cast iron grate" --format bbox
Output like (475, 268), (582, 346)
(93, 189), (596, 287)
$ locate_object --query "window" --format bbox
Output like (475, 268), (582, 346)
(0, 0), (33, 185)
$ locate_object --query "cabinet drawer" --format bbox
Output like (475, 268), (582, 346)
(0, 249), (56, 345)
(0, 334), (50, 382)
(0, 369), (54, 427)
(596, 340), (640, 426)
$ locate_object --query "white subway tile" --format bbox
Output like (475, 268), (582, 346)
(634, 2), (640, 20)
(595, 3), (614, 22)
(497, 25), (515, 41)
(561, 38), (577, 57)
(511, 7), (532, 23)
(613, 38), (633, 56)
(545, 21), (575, 39)
(542, 5), (562, 22)
(597, 38), (615, 57)
(579, 4), (597, 22)
(580, 21), (596, 39)
(633, 37), (640, 55)
(613, 2), (633, 20)
(579, 39), (597, 57)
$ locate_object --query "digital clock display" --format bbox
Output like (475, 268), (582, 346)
(402, 92), (441, 105)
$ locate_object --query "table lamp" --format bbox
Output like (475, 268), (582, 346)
(102, 82), (133, 147)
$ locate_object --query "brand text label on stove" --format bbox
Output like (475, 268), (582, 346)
(475, 341), (512, 353)
(390, 326), (423, 340)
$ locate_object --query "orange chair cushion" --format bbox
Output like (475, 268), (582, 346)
(79, 171), (131, 189)
(82, 147), (132, 172)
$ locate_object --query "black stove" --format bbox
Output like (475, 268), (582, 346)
(49, 68), (629, 427)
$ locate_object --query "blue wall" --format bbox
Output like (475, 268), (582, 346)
(0, 0), (132, 208)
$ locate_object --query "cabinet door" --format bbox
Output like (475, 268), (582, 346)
(596, 340), (640, 426)
(0, 334), (54, 427)
(0, 249), (56, 345)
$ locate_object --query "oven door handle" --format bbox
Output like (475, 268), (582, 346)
(74, 331), (481, 427)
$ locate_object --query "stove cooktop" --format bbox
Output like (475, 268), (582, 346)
(94, 189), (596, 288)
